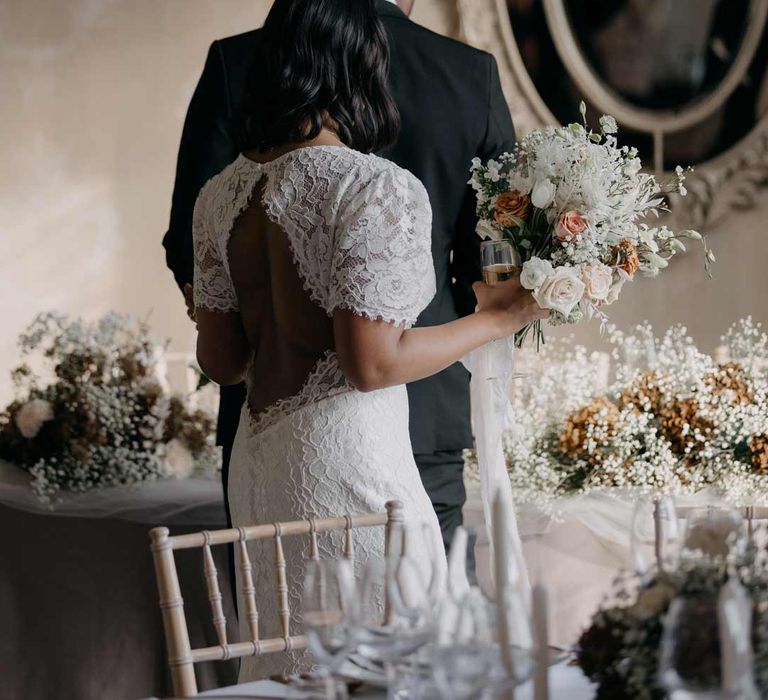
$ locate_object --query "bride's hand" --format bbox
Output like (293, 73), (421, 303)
(472, 277), (549, 338)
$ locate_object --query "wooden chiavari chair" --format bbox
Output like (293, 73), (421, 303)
(149, 500), (404, 697)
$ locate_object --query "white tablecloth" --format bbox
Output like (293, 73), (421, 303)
(0, 459), (226, 525)
(184, 664), (594, 699)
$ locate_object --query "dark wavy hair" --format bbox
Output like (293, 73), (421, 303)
(240, 0), (400, 155)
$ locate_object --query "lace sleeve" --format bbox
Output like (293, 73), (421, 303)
(192, 184), (239, 312)
(330, 166), (436, 328)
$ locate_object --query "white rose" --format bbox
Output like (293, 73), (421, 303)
(162, 438), (194, 480)
(520, 257), (554, 290)
(15, 399), (54, 439)
(580, 260), (613, 302)
(476, 219), (502, 241)
(530, 178), (556, 209)
(533, 266), (586, 317)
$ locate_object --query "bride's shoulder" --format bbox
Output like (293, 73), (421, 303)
(331, 150), (428, 205)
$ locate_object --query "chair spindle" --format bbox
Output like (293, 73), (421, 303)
(237, 528), (259, 641)
(201, 531), (228, 648)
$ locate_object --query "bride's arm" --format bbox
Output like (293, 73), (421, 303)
(334, 277), (546, 392)
(196, 310), (250, 386)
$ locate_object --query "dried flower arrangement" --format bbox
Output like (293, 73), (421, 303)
(465, 319), (768, 506)
(0, 312), (219, 503)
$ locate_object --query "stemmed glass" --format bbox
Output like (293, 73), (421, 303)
(630, 495), (681, 583)
(353, 526), (439, 678)
(659, 592), (728, 699)
(302, 558), (359, 684)
(480, 240), (521, 286)
(432, 588), (495, 700)
(479, 240), (527, 381)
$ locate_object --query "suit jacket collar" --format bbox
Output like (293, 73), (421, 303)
(375, 0), (408, 20)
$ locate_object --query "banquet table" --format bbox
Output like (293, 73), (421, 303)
(142, 664), (595, 699)
(0, 460), (238, 700)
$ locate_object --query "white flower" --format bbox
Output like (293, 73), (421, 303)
(520, 257), (554, 290)
(162, 438), (194, 479)
(476, 219), (502, 241)
(15, 399), (54, 439)
(533, 266), (586, 317)
(604, 270), (630, 305)
(530, 178), (556, 209)
(599, 115), (618, 134)
(580, 260), (613, 302)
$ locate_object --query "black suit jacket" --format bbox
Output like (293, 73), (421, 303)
(163, 1), (516, 455)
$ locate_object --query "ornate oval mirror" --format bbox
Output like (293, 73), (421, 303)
(457, 0), (768, 227)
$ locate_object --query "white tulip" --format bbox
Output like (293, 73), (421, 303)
(530, 178), (556, 209)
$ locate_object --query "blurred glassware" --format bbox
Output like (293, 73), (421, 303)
(659, 591), (727, 699)
(630, 495), (681, 582)
(432, 587), (495, 700)
(302, 558), (359, 676)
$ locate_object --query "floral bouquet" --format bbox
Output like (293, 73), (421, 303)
(464, 319), (768, 507)
(0, 312), (219, 503)
(469, 103), (713, 347)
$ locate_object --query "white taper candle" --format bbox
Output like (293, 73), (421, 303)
(493, 489), (516, 698)
(533, 583), (550, 700)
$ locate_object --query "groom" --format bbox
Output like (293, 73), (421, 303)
(163, 0), (516, 561)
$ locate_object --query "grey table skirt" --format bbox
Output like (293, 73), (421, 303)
(0, 504), (238, 700)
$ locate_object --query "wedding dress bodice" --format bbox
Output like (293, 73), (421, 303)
(192, 145), (436, 431)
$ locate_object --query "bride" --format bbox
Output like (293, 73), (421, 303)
(192, 0), (546, 680)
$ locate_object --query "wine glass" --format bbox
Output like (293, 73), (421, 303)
(659, 592), (726, 699)
(480, 240), (521, 285)
(630, 496), (681, 583)
(432, 587), (495, 700)
(302, 558), (359, 677)
(355, 559), (434, 663)
(479, 240), (526, 380)
(681, 507), (746, 563)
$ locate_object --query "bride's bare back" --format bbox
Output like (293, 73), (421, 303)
(227, 178), (335, 416)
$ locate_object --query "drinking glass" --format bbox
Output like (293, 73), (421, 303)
(355, 556), (434, 666)
(302, 558), (359, 676)
(681, 507), (746, 563)
(479, 240), (525, 380)
(432, 587), (495, 700)
(659, 593), (726, 699)
(630, 496), (681, 582)
(480, 240), (520, 285)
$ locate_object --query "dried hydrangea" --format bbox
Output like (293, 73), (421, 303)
(465, 319), (768, 509)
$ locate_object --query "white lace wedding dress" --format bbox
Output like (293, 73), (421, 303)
(192, 145), (446, 681)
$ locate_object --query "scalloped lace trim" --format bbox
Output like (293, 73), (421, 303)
(245, 351), (351, 435)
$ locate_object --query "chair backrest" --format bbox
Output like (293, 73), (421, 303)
(149, 500), (404, 697)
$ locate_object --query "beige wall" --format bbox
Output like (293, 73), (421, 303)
(0, 0), (764, 403)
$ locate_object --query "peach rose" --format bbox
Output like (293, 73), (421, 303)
(555, 210), (588, 243)
(611, 239), (640, 277)
(493, 191), (531, 228)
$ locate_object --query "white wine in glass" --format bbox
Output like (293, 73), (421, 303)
(479, 239), (526, 380)
(480, 241), (520, 286)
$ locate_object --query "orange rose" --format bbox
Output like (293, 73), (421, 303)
(494, 191), (531, 228)
(555, 210), (588, 242)
(611, 239), (640, 277)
